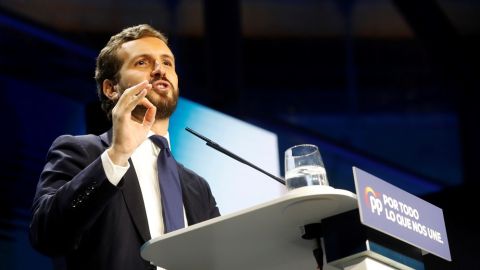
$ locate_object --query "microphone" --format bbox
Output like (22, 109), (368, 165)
(185, 127), (286, 185)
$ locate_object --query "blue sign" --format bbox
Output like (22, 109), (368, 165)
(353, 167), (451, 261)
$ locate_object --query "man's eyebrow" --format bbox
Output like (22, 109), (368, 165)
(161, 54), (175, 61)
(130, 53), (175, 61)
(129, 54), (152, 61)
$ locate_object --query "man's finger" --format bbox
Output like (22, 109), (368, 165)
(122, 84), (152, 112)
(123, 80), (150, 97)
(115, 80), (148, 103)
(139, 98), (157, 127)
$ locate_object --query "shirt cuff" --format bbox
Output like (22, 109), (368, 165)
(101, 150), (130, 186)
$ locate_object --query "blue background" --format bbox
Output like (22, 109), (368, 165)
(1, 1), (478, 269)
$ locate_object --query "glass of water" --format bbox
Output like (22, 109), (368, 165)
(284, 144), (329, 190)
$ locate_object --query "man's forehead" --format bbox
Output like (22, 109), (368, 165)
(118, 37), (174, 58)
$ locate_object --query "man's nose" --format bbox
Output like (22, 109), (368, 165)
(151, 61), (165, 77)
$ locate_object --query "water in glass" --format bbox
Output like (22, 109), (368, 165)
(285, 165), (327, 190)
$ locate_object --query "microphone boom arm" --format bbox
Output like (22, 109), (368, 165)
(185, 127), (286, 185)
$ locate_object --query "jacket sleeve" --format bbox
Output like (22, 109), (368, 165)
(29, 135), (120, 256)
(178, 164), (220, 223)
(202, 178), (220, 219)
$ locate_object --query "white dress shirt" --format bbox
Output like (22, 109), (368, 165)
(100, 132), (186, 240)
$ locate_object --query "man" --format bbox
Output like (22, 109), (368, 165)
(29, 24), (220, 270)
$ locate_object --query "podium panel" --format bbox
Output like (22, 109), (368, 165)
(141, 186), (357, 270)
(322, 210), (423, 270)
(344, 257), (399, 270)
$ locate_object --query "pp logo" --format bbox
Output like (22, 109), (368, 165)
(364, 186), (382, 215)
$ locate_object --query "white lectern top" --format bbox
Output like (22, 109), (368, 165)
(141, 186), (357, 270)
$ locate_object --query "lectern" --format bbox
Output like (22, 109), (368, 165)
(142, 182), (442, 270)
(142, 186), (355, 269)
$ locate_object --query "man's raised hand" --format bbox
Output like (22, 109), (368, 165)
(107, 80), (157, 166)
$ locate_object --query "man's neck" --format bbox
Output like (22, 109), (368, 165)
(151, 118), (169, 135)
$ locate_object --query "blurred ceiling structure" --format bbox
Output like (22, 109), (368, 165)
(1, 0), (479, 37)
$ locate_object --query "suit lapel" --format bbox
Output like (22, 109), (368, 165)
(100, 130), (151, 242)
(122, 162), (151, 242)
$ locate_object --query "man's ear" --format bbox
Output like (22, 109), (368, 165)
(102, 79), (119, 100)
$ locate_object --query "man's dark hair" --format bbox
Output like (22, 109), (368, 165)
(94, 24), (168, 119)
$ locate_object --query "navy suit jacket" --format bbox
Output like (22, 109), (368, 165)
(29, 131), (220, 270)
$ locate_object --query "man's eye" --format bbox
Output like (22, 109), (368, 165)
(163, 60), (173, 66)
(136, 59), (149, 66)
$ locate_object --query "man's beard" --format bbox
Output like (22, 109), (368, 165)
(150, 89), (179, 119)
(130, 87), (179, 120)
